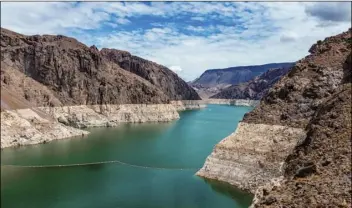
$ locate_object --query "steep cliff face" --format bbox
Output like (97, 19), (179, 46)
(0, 28), (199, 108)
(244, 30), (351, 128)
(101, 49), (200, 100)
(197, 28), (351, 203)
(0, 28), (201, 148)
(251, 84), (351, 207)
(211, 67), (291, 100)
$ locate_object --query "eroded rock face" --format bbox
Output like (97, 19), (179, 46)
(0, 28), (199, 108)
(0, 28), (201, 148)
(197, 28), (352, 205)
(211, 67), (292, 100)
(243, 29), (351, 128)
(196, 122), (306, 193)
(37, 104), (180, 128)
(1, 108), (89, 148)
(101, 49), (201, 100)
(251, 84), (351, 208)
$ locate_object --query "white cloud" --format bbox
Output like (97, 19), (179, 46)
(185, 26), (205, 32)
(1, 2), (350, 82)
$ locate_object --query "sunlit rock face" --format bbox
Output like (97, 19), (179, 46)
(197, 29), (352, 207)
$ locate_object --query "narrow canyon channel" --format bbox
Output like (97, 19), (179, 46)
(1, 104), (254, 208)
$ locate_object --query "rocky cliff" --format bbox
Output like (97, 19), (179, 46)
(101, 49), (200, 100)
(197, 28), (351, 206)
(211, 67), (292, 100)
(0, 28), (200, 108)
(251, 83), (351, 208)
(0, 28), (201, 148)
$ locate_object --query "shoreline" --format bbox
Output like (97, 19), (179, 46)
(1, 100), (256, 149)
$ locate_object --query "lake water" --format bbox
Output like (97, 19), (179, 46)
(1, 104), (253, 208)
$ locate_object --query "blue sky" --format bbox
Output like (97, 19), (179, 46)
(1, 2), (351, 81)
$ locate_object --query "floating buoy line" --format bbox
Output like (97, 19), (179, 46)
(0, 159), (200, 171)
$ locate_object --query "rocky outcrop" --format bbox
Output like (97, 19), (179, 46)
(251, 84), (351, 207)
(197, 28), (351, 205)
(1, 103), (181, 148)
(0, 28), (202, 148)
(1, 108), (89, 148)
(0, 28), (200, 108)
(37, 104), (180, 128)
(197, 122), (306, 193)
(244, 30), (351, 128)
(211, 67), (292, 100)
(101, 49), (200, 100)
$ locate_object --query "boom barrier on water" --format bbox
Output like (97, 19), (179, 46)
(0, 160), (200, 171)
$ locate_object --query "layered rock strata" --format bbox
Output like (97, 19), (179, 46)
(1, 104), (181, 148)
(1, 108), (89, 149)
(197, 28), (351, 205)
(251, 84), (351, 207)
(0, 27), (200, 108)
(37, 104), (180, 128)
(196, 122), (306, 193)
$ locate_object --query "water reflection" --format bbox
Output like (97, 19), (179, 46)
(202, 178), (253, 207)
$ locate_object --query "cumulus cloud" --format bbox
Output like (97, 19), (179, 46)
(185, 26), (205, 32)
(1, 2), (350, 81)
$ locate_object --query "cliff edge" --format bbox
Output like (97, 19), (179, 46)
(197, 28), (351, 206)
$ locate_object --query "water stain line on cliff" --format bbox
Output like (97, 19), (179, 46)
(0, 160), (200, 171)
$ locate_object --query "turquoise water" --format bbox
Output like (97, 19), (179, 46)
(1, 104), (253, 208)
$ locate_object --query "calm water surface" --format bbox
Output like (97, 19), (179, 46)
(1, 104), (253, 208)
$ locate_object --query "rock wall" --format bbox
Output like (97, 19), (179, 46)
(196, 122), (306, 193)
(1, 28), (200, 109)
(250, 84), (351, 207)
(37, 104), (180, 128)
(1, 108), (89, 149)
(196, 28), (351, 206)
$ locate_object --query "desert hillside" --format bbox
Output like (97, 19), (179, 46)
(1, 28), (200, 110)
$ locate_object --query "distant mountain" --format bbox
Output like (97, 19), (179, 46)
(191, 63), (294, 87)
(189, 63), (294, 99)
(211, 67), (292, 100)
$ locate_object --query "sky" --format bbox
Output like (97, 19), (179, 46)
(1, 2), (351, 81)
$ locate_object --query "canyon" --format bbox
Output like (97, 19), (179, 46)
(0, 28), (257, 149)
(1, 26), (351, 208)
